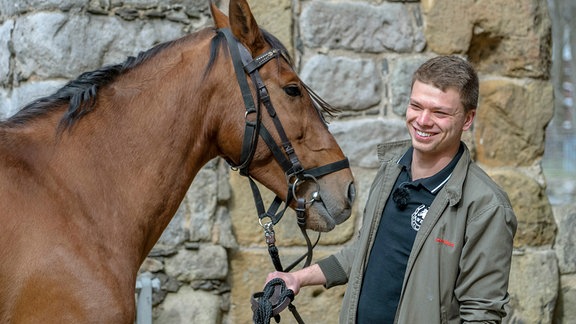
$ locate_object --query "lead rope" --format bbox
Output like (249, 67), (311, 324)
(253, 198), (308, 324)
(252, 278), (295, 324)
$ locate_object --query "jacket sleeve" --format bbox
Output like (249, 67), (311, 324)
(456, 203), (517, 323)
(316, 219), (370, 288)
(316, 255), (348, 288)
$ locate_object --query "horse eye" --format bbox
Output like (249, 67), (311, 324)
(284, 85), (301, 97)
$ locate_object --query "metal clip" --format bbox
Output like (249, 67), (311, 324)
(264, 227), (276, 246)
(260, 217), (276, 246)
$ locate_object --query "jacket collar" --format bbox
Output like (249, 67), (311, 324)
(444, 143), (471, 206)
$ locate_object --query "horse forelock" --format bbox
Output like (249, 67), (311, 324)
(2, 39), (178, 130)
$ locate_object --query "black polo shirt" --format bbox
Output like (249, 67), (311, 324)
(356, 144), (464, 324)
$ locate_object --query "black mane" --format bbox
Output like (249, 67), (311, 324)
(3, 40), (176, 130)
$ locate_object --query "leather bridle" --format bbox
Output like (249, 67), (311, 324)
(220, 28), (349, 323)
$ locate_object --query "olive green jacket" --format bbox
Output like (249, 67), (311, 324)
(317, 140), (517, 324)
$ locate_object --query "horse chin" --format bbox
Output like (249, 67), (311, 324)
(306, 214), (336, 232)
(306, 201), (352, 232)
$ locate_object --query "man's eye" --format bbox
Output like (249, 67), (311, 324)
(434, 111), (451, 117)
(284, 85), (301, 97)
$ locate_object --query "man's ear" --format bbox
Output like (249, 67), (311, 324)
(462, 109), (476, 131)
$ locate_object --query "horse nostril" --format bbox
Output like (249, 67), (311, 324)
(347, 182), (356, 205)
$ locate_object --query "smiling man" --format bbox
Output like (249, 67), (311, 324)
(265, 55), (518, 324)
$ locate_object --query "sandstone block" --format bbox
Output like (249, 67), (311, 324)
(247, 0), (293, 54)
(422, 0), (551, 78)
(154, 285), (223, 324)
(506, 249), (558, 324)
(554, 274), (576, 324)
(475, 79), (553, 167)
(488, 169), (556, 247)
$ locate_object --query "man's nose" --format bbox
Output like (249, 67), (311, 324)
(416, 109), (433, 126)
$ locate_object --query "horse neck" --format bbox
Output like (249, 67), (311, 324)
(15, 34), (222, 265)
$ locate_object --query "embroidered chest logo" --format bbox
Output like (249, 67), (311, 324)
(411, 204), (428, 231)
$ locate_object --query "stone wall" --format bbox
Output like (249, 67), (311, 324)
(0, 0), (572, 323)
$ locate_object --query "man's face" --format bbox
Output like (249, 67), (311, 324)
(406, 80), (475, 161)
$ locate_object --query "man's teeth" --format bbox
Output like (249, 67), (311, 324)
(417, 130), (432, 137)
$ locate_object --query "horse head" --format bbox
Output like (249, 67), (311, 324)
(208, 0), (356, 232)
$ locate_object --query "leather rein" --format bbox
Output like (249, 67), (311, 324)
(219, 28), (349, 323)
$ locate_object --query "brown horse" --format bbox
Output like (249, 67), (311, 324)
(0, 1), (355, 323)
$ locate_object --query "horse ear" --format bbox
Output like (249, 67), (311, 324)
(228, 0), (267, 53)
(210, 2), (230, 28)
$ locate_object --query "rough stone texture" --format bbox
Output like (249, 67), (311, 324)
(489, 169), (556, 247)
(0, 0), (89, 16)
(421, 0), (551, 78)
(506, 249), (559, 324)
(186, 163), (219, 242)
(0, 0), (566, 323)
(0, 20), (13, 85)
(11, 12), (185, 81)
(247, 0), (293, 54)
(154, 285), (223, 324)
(553, 204), (576, 274)
(554, 274), (576, 324)
(300, 1), (425, 53)
(164, 245), (229, 282)
(0, 88), (7, 119)
(156, 159), (237, 248)
(300, 55), (382, 111)
(0, 80), (65, 117)
(476, 79), (554, 167)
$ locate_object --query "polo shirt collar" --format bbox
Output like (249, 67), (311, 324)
(397, 143), (464, 194)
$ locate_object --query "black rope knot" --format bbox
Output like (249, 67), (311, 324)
(252, 278), (295, 324)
